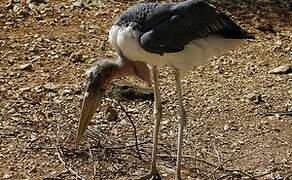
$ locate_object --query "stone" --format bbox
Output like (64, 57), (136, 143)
(269, 65), (292, 74)
(59, 89), (72, 96)
(255, 21), (275, 33)
(69, 51), (84, 63)
(26, 0), (48, 4)
(19, 63), (33, 70)
(30, 133), (37, 141)
(106, 106), (118, 122)
(245, 93), (265, 104)
(224, 124), (230, 131)
(72, 0), (84, 8)
(43, 83), (58, 92)
(19, 87), (31, 92)
(3, 173), (12, 179)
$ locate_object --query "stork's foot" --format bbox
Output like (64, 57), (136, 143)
(136, 170), (161, 180)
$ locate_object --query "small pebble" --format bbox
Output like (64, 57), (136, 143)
(19, 63), (33, 70)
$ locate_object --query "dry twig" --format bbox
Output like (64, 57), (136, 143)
(157, 153), (257, 179)
(116, 101), (142, 159)
(105, 140), (151, 150)
(205, 151), (261, 180)
(87, 141), (97, 178)
(224, 169), (255, 179)
(56, 148), (85, 180)
(157, 154), (216, 168)
(106, 98), (143, 160)
(263, 111), (292, 116)
(94, 118), (120, 145)
(203, 157), (231, 180)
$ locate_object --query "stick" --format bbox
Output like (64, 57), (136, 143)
(203, 158), (231, 180)
(116, 101), (142, 160)
(224, 169), (255, 179)
(87, 141), (96, 178)
(105, 140), (151, 150)
(95, 118), (120, 145)
(216, 174), (233, 180)
(263, 111), (292, 116)
(157, 154), (217, 168)
(56, 148), (85, 180)
(158, 154), (261, 179)
(105, 98), (143, 160)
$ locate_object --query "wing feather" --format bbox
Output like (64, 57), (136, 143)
(139, 0), (254, 55)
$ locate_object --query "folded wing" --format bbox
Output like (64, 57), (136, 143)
(139, 0), (254, 55)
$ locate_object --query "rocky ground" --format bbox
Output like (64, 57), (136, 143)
(0, 0), (292, 179)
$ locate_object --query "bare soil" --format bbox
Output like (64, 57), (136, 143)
(0, 0), (291, 179)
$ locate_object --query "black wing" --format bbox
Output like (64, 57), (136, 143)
(139, 0), (254, 55)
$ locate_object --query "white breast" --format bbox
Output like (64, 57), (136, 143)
(109, 25), (242, 74)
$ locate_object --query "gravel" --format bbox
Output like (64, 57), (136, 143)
(0, 0), (291, 179)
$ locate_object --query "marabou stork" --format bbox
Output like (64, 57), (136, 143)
(75, 0), (254, 179)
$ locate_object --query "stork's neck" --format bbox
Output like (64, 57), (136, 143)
(110, 56), (151, 86)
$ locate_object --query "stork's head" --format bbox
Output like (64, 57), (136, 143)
(76, 59), (119, 145)
(75, 57), (151, 145)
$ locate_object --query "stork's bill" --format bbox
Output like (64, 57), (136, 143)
(76, 64), (107, 145)
(76, 80), (104, 145)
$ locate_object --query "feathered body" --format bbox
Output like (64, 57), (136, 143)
(109, 0), (254, 73)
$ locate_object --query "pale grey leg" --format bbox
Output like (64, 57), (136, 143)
(150, 65), (162, 174)
(173, 68), (186, 180)
(138, 66), (162, 180)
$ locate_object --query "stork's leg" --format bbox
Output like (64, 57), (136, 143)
(137, 65), (162, 180)
(174, 68), (186, 180)
(150, 65), (162, 175)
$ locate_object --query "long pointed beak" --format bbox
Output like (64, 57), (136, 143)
(76, 77), (105, 145)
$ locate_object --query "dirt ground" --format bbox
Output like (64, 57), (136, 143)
(1, 0), (292, 179)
